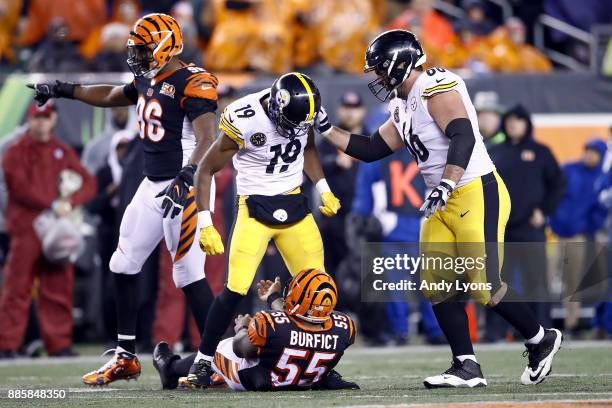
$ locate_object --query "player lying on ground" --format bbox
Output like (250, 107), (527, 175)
(315, 29), (562, 388)
(28, 13), (217, 385)
(152, 269), (359, 391)
(181, 73), (343, 388)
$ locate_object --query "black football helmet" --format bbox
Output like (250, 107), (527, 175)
(268, 72), (321, 139)
(364, 30), (427, 101)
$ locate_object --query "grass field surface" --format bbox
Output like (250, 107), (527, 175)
(0, 341), (610, 407)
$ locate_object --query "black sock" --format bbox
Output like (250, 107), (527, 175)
(491, 294), (540, 340)
(114, 273), (139, 353)
(432, 302), (474, 357)
(181, 278), (214, 335)
(170, 353), (196, 377)
(200, 287), (244, 356)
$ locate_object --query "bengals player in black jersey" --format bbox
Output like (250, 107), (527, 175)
(152, 269), (360, 391)
(28, 13), (218, 386)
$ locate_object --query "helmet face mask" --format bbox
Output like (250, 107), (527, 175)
(126, 43), (158, 78)
(364, 30), (426, 102)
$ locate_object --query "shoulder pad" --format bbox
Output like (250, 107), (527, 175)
(183, 69), (219, 100)
(421, 67), (461, 99)
(248, 311), (275, 347)
(219, 103), (245, 148)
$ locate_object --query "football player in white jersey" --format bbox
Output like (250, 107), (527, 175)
(180, 72), (342, 388)
(316, 30), (562, 388)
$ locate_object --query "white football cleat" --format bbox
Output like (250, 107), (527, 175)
(424, 358), (487, 388)
(521, 328), (563, 385)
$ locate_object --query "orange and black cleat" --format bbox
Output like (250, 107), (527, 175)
(82, 349), (142, 386)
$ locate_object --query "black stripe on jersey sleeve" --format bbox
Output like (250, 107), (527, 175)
(182, 97), (217, 121)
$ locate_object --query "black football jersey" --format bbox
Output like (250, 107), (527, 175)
(123, 62), (218, 180)
(241, 310), (356, 391)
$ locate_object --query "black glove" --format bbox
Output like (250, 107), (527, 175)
(27, 81), (78, 106)
(156, 164), (197, 219)
(420, 180), (454, 218)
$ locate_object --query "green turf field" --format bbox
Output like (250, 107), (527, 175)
(0, 341), (610, 407)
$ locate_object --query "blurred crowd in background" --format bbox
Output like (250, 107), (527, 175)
(0, 0), (611, 358)
(0, 0), (611, 74)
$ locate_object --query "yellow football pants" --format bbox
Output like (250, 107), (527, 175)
(226, 195), (325, 295)
(420, 171), (511, 305)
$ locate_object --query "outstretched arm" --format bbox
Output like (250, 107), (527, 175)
(28, 81), (135, 107)
(317, 109), (404, 163)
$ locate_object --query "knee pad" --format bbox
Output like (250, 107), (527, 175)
(109, 249), (141, 274)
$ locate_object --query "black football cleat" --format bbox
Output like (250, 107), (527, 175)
(521, 328), (563, 385)
(178, 358), (213, 389)
(312, 369), (360, 390)
(424, 358), (487, 388)
(153, 341), (180, 390)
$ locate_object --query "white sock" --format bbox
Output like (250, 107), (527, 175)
(526, 326), (545, 344)
(195, 351), (213, 363)
(456, 354), (477, 363)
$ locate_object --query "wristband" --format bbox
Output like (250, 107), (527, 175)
(439, 178), (456, 191)
(266, 292), (282, 308)
(315, 179), (331, 194)
(199, 210), (213, 227)
(56, 82), (78, 99)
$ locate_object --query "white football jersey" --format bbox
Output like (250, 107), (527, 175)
(387, 67), (495, 189)
(219, 89), (308, 196)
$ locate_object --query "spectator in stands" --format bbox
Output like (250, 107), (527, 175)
(90, 23), (130, 72)
(0, 101), (96, 358)
(82, 106), (132, 175)
(318, 92), (364, 275)
(18, 0), (106, 47)
(316, 0), (380, 74)
(80, 0), (139, 62)
(473, 91), (505, 147)
(0, 0), (21, 65)
(460, 0), (496, 36)
(86, 129), (135, 345)
(172, 2), (203, 67)
(483, 17), (552, 73)
(206, 0), (292, 74)
(488, 105), (564, 339)
(28, 18), (86, 73)
(387, 0), (455, 59)
(550, 139), (608, 333)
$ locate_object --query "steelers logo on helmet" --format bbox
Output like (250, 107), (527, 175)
(126, 13), (184, 79)
(268, 72), (321, 139)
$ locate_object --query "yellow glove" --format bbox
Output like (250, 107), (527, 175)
(198, 211), (224, 255)
(319, 191), (341, 217)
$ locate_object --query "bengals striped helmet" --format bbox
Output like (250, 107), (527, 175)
(127, 13), (183, 78)
(284, 269), (337, 324)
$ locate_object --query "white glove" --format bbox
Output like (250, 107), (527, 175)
(420, 179), (455, 218)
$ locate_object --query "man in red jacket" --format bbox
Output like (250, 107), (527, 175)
(0, 101), (96, 357)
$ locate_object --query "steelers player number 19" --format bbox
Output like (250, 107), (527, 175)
(266, 140), (302, 174)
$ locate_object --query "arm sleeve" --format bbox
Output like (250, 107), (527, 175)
(64, 147), (97, 207)
(444, 118), (476, 170)
(345, 130), (394, 163)
(247, 312), (270, 348)
(182, 98), (217, 121)
(3, 147), (54, 210)
(541, 147), (566, 215)
(123, 81), (138, 104)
